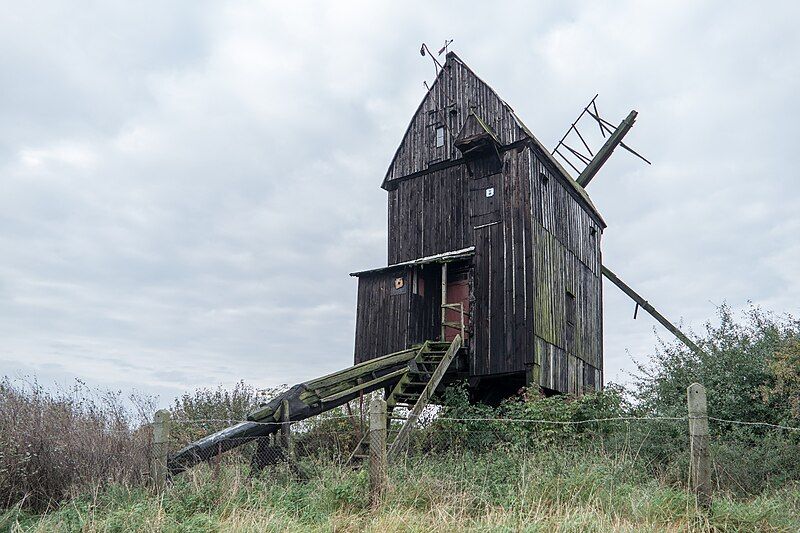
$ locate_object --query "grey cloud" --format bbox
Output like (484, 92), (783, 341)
(2, 1), (799, 403)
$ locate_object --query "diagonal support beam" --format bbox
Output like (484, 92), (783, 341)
(601, 265), (706, 357)
(577, 110), (638, 187)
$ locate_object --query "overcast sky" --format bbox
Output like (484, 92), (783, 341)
(2, 1), (799, 404)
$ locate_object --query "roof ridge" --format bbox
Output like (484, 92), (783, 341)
(380, 52), (604, 225)
(443, 53), (603, 224)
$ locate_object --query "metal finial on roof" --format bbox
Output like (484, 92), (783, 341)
(438, 39), (454, 56)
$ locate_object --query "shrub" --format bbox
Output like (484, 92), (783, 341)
(631, 303), (800, 429)
(168, 380), (276, 448)
(0, 377), (155, 511)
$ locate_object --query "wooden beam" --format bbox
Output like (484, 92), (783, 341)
(151, 409), (171, 489)
(577, 110), (637, 187)
(601, 265), (705, 356)
(320, 368), (408, 404)
(368, 398), (388, 505)
(440, 263), (448, 341)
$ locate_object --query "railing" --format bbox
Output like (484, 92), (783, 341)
(441, 302), (467, 342)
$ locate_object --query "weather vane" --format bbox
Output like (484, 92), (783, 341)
(419, 39), (453, 88)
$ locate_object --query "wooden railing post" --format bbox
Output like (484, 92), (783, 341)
(151, 409), (171, 491)
(369, 397), (388, 506)
(687, 383), (711, 508)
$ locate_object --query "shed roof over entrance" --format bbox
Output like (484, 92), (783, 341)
(350, 246), (475, 277)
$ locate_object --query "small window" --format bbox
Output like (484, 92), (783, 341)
(565, 290), (576, 352)
(435, 126), (445, 147)
(391, 275), (407, 295)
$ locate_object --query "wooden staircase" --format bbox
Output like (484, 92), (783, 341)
(386, 335), (462, 457)
(345, 335), (462, 464)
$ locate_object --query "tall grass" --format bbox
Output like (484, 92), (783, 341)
(3, 450), (799, 532)
(2, 304), (799, 530)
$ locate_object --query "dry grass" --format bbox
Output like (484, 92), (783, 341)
(4, 451), (799, 532)
(0, 377), (155, 512)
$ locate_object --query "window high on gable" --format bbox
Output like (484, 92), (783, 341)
(435, 126), (445, 147)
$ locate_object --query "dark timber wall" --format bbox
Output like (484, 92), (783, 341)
(354, 52), (605, 395)
(354, 267), (442, 364)
(382, 54), (527, 186)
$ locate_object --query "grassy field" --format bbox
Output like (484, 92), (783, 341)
(3, 448), (799, 533)
(3, 306), (800, 531)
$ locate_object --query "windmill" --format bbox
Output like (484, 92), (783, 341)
(168, 53), (710, 474)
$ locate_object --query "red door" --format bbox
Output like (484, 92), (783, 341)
(444, 278), (470, 342)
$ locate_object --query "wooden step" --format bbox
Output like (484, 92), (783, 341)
(396, 394), (420, 403)
(394, 393), (420, 400)
(425, 343), (451, 349)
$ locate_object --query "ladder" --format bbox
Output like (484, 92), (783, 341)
(386, 335), (462, 457)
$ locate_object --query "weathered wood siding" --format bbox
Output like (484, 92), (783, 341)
(387, 165), (473, 264)
(353, 269), (411, 364)
(354, 267), (442, 364)
(528, 150), (603, 393)
(383, 53), (527, 186)
(470, 148), (535, 377)
(380, 143), (604, 392)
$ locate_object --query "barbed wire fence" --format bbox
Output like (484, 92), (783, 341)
(149, 383), (800, 509)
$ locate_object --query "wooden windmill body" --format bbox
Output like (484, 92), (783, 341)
(350, 52), (695, 402)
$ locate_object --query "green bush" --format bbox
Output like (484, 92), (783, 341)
(168, 381), (283, 448)
(429, 304), (800, 497)
(632, 304), (800, 430)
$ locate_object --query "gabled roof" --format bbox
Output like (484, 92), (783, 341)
(382, 52), (604, 227)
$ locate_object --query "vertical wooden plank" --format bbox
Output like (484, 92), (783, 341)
(440, 263), (448, 341)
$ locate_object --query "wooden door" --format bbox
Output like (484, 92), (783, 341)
(469, 172), (501, 228)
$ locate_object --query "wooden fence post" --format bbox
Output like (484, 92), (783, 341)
(151, 409), (171, 491)
(687, 383), (711, 508)
(281, 399), (294, 463)
(369, 397), (388, 506)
